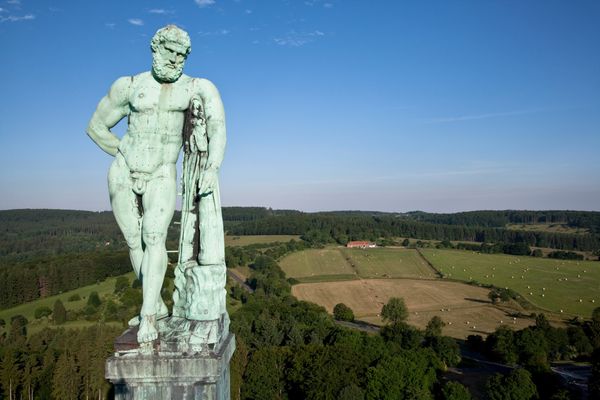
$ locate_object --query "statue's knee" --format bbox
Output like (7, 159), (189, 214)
(142, 231), (166, 246)
(123, 231), (142, 250)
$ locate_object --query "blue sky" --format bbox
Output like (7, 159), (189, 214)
(0, 0), (598, 212)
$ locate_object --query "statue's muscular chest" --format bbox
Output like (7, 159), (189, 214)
(129, 77), (192, 114)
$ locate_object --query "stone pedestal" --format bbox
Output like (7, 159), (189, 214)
(106, 329), (235, 400)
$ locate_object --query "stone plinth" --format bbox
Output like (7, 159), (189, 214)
(106, 332), (235, 400)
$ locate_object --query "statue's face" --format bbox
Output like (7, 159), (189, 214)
(152, 42), (187, 83)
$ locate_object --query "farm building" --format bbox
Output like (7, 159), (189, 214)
(346, 241), (376, 248)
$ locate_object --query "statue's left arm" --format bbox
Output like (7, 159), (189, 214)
(195, 79), (226, 195)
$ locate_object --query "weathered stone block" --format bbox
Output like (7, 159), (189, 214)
(106, 333), (235, 400)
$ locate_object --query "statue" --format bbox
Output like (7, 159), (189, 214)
(87, 25), (228, 349)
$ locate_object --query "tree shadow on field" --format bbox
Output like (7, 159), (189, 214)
(464, 297), (492, 304)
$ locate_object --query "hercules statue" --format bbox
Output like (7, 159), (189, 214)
(86, 25), (227, 347)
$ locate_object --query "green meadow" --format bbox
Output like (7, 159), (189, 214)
(420, 248), (600, 317)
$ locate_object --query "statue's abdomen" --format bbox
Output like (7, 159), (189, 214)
(119, 112), (184, 173)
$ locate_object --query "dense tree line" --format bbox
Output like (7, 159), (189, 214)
(0, 251), (130, 309)
(0, 208), (293, 263)
(404, 210), (600, 233)
(0, 209), (180, 263)
(222, 207), (301, 222)
(229, 214), (600, 252)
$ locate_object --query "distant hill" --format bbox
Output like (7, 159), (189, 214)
(401, 210), (600, 234)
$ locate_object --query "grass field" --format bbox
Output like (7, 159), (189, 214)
(292, 279), (532, 339)
(280, 247), (437, 282)
(420, 249), (600, 317)
(280, 248), (357, 281)
(341, 248), (437, 279)
(225, 235), (301, 246)
(0, 272), (135, 335)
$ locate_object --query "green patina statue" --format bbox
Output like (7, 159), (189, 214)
(87, 25), (227, 349)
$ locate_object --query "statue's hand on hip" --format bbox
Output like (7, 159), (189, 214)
(199, 168), (218, 196)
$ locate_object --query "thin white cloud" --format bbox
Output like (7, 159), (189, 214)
(105, 22), (116, 29)
(0, 8), (5, 12)
(1, 13), (34, 22)
(245, 9), (252, 14)
(195, 0), (215, 7)
(274, 30), (325, 47)
(148, 9), (174, 15)
(305, 0), (331, 6)
(424, 108), (544, 124)
(7, 0), (21, 4)
(198, 28), (230, 36)
(128, 18), (144, 26)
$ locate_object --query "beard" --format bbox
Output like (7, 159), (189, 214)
(152, 55), (184, 83)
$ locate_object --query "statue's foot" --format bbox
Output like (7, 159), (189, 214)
(137, 315), (158, 344)
(128, 302), (169, 327)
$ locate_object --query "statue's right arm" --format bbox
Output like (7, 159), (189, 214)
(86, 76), (131, 157)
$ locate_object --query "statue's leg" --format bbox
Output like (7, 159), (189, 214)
(137, 165), (176, 344)
(108, 155), (143, 280)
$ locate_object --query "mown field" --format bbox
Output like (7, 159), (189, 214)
(280, 248), (357, 282)
(341, 248), (437, 279)
(420, 249), (600, 317)
(292, 279), (532, 339)
(224, 234), (301, 246)
(280, 247), (436, 282)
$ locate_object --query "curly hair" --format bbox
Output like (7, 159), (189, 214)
(150, 25), (191, 55)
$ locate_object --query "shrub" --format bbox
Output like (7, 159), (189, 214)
(34, 306), (52, 319)
(67, 293), (81, 302)
(333, 303), (355, 322)
(114, 276), (130, 294)
(87, 291), (102, 307)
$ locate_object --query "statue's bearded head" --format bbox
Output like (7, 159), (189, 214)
(151, 25), (191, 83)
